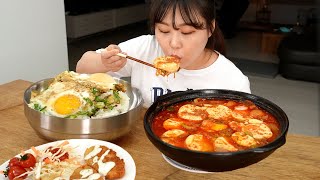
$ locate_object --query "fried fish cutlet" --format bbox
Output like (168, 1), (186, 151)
(83, 145), (126, 179)
(70, 165), (103, 180)
(104, 156), (125, 180)
(84, 145), (109, 167)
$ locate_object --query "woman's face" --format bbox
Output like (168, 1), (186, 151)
(155, 8), (213, 70)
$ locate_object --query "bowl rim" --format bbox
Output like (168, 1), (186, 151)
(144, 89), (289, 155)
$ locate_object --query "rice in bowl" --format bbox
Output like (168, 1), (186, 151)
(28, 71), (130, 119)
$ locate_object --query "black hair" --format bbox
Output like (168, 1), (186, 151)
(149, 0), (226, 55)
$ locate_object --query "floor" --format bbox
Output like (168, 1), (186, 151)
(225, 31), (280, 64)
(67, 21), (320, 137)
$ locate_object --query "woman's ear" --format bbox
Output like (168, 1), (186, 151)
(208, 20), (216, 37)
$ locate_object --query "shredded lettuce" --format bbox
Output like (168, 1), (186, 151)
(34, 103), (47, 112)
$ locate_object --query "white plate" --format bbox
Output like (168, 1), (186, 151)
(0, 139), (136, 180)
(162, 154), (212, 174)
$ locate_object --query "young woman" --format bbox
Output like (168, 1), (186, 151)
(76, 0), (250, 107)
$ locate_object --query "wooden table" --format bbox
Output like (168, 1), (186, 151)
(1, 80), (320, 179)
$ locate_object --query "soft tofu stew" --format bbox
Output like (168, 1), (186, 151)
(152, 98), (280, 152)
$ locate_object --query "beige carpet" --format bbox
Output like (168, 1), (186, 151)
(249, 75), (320, 136)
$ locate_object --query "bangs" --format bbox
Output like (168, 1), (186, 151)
(150, 0), (207, 31)
(177, 1), (206, 29)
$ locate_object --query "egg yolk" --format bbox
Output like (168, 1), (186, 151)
(53, 95), (81, 115)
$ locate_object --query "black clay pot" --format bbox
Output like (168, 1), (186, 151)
(144, 89), (289, 172)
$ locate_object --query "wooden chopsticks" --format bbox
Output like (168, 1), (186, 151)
(117, 53), (156, 69)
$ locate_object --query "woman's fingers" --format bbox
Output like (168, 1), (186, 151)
(106, 44), (119, 51)
(109, 59), (126, 72)
(102, 49), (121, 63)
(100, 45), (127, 72)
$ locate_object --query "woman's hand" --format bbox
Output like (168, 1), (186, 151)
(101, 44), (127, 72)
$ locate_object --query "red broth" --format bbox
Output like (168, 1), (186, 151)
(152, 98), (280, 152)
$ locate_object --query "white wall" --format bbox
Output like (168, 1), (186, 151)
(0, 0), (68, 84)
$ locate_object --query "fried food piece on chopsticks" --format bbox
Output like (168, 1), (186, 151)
(154, 56), (180, 76)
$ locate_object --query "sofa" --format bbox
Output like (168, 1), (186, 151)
(277, 25), (320, 83)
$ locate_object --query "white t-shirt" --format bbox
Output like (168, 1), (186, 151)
(105, 35), (250, 107)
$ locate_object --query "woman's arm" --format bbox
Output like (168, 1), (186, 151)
(76, 51), (108, 73)
(76, 45), (127, 74)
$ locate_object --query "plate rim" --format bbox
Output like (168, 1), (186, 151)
(162, 154), (212, 174)
(0, 139), (136, 180)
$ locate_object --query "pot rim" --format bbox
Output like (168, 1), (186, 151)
(144, 89), (289, 155)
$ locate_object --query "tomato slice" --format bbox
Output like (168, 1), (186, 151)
(7, 166), (27, 180)
(19, 153), (36, 168)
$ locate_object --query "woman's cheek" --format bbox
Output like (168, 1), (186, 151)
(156, 35), (170, 54)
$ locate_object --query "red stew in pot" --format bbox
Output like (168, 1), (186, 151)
(152, 98), (280, 152)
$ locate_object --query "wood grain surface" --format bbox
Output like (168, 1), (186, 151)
(0, 80), (319, 179)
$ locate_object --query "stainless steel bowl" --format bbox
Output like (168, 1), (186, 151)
(24, 78), (143, 141)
